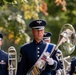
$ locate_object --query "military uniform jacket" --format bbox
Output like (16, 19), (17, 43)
(17, 40), (59, 75)
(50, 47), (63, 75)
(0, 50), (8, 75)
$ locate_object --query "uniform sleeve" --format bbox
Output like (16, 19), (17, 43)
(51, 49), (63, 72)
(46, 59), (58, 70)
(51, 60), (58, 70)
(16, 47), (26, 75)
(56, 49), (63, 69)
(51, 44), (63, 70)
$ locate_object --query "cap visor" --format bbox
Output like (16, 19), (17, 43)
(32, 26), (45, 30)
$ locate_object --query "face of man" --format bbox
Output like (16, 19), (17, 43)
(32, 29), (44, 42)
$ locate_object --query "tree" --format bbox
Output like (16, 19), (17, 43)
(0, 0), (76, 55)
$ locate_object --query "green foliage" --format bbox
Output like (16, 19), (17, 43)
(4, 0), (14, 2)
(0, 5), (30, 47)
(0, 0), (5, 6)
(0, 0), (76, 56)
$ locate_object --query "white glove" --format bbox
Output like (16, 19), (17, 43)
(56, 69), (62, 75)
(46, 57), (54, 65)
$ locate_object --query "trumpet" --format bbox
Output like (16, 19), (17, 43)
(8, 46), (17, 75)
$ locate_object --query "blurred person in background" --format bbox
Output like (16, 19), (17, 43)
(0, 33), (8, 75)
(0, 33), (13, 75)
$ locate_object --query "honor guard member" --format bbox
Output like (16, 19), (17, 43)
(43, 32), (63, 75)
(0, 33), (8, 75)
(66, 57), (76, 75)
(43, 32), (52, 43)
(17, 20), (59, 75)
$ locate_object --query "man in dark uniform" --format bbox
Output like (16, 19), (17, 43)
(43, 32), (63, 75)
(17, 20), (60, 75)
(0, 33), (8, 75)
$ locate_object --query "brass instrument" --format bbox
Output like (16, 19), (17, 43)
(57, 24), (76, 75)
(8, 46), (17, 75)
(63, 56), (71, 66)
(59, 24), (75, 55)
